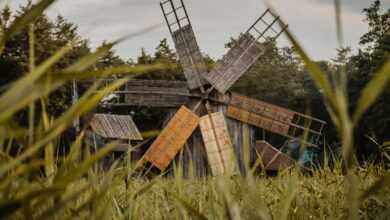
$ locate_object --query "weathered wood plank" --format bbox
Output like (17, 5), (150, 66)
(119, 80), (192, 107)
(215, 105), (257, 174)
(255, 140), (296, 171)
(172, 25), (208, 90)
(227, 106), (290, 136)
(199, 112), (239, 176)
(205, 34), (265, 93)
(125, 80), (189, 91)
(226, 93), (326, 146)
(143, 106), (199, 171)
(230, 93), (295, 123)
(90, 114), (143, 140)
(125, 94), (189, 107)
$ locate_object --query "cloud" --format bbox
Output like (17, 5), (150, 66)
(313, 0), (390, 13)
(4, 0), (381, 61)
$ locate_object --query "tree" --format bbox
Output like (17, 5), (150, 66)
(232, 41), (309, 111)
(137, 48), (153, 64)
(154, 38), (176, 63)
(347, 0), (390, 145)
(96, 41), (126, 69)
(0, 5), (93, 119)
(135, 40), (184, 80)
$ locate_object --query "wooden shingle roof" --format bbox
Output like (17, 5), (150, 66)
(90, 114), (143, 140)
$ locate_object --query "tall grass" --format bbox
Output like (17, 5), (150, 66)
(0, 0), (389, 219)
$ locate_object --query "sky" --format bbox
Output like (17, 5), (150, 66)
(5, 0), (390, 61)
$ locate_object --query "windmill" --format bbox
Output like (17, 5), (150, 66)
(108, 0), (326, 176)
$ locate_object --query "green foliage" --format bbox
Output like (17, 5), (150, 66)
(232, 42), (309, 110)
(347, 0), (390, 146)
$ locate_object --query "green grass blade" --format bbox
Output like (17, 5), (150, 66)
(0, 80), (63, 124)
(276, 20), (335, 105)
(0, 185), (64, 219)
(36, 184), (91, 220)
(171, 193), (208, 220)
(360, 174), (390, 200)
(59, 63), (177, 80)
(64, 42), (115, 73)
(0, 78), (127, 175)
(0, 42), (73, 121)
(0, 0), (56, 54)
(353, 60), (390, 124)
(64, 24), (162, 73)
(54, 141), (119, 185)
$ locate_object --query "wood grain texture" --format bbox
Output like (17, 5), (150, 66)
(143, 106), (200, 171)
(199, 112), (239, 176)
(230, 93), (295, 123)
(227, 93), (326, 144)
(227, 106), (290, 136)
(255, 140), (296, 171)
(123, 80), (191, 107)
(205, 34), (265, 93)
(90, 114), (143, 140)
(172, 25), (208, 90)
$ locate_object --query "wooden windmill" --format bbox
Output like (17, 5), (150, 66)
(108, 0), (326, 176)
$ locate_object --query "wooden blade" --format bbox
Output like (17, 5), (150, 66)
(142, 106), (199, 171)
(105, 80), (195, 107)
(161, 0), (207, 90)
(255, 140), (296, 171)
(205, 9), (288, 94)
(226, 93), (326, 147)
(199, 112), (238, 176)
(205, 33), (265, 94)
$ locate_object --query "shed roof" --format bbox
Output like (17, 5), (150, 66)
(90, 114), (143, 140)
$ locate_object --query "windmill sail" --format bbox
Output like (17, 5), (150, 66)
(255, 140), (296, 171)
(161, 0), (207, 90)
(205, 9), (288, 94)
(104, 80), (196, 107)
(226, 93), (326, 147)
(142, 106), (199, 171)
(199, 112), (238, 176)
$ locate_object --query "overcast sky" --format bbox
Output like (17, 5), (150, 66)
(5, 0), (390, 61)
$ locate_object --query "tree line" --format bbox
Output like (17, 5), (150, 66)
(0, 1), (388, 163)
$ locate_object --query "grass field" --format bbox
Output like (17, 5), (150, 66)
(109, 166), (389, 220)
(11, 164), (386, 220)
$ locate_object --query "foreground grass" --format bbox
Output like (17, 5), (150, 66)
(3, 161), (390, 219)
(104, 167), (389, 220)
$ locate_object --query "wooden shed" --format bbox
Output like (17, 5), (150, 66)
(86, 114), (143, 168)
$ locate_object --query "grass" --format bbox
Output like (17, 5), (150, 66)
(0, 0), (389, 219)
(23, 165), (386, 220)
